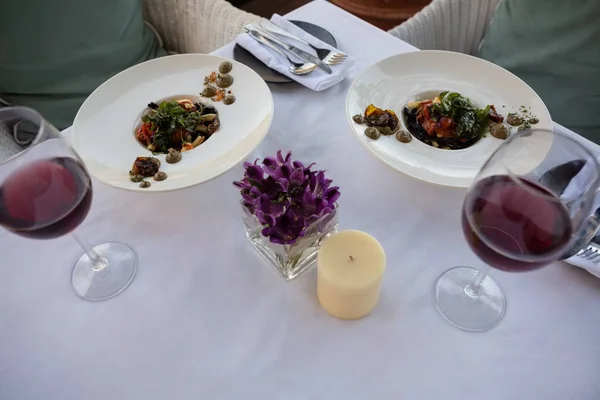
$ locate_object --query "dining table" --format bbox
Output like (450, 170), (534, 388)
(2, 1), (600, 399)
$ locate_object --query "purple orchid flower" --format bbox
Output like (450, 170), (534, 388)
(262, 207), (307, 245)
(233, 151), (340, 245)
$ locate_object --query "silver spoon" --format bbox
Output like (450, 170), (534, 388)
(246, 28), (317, 75)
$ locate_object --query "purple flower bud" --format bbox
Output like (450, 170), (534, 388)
(257, 193), (286, 218)
(292, 160), (304, 170)
(232, 180), (247, 190)
(302, 190), (316, 216)
(245, 164), (264, 183)
(262, 156), (278, 170)
(323, 186), (340, 205)
(249, 186), (262, 198)
(289, 167), (305, 187)
(276, 150), (292, 165)
(255, 209), (276, 227)
(263, 165), (282, 180)
(241, 192), (255, 203)
(277, 178), (289, 192)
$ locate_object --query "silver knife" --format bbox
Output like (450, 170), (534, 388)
(246, 23), (332, 74)
(260, 20), (311, 46)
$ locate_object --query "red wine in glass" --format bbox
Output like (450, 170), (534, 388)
(462, 175), (573, 272)
(0, 157), (93, 239)
(0, 105), (137, 301)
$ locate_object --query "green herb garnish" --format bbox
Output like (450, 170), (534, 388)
(431, 91), (491, 140)
(141, 100), (204, 153)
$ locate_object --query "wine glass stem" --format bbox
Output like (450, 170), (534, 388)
(71, 232), (108, 272)
(465, 268), (488, 298)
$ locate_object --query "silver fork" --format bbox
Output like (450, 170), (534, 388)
(575, 243), (600, 263)
(260, 20), (347, 66)
(561, 207), (600, 262)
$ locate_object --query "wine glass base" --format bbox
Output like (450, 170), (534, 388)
(71, 242), (137, 301)
(434, 266), (506, 332)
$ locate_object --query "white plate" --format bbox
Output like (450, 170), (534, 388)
(346, 50), (553, 187)
(72, 54), (274, 192)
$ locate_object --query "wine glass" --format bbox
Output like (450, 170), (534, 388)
(434, 128), (600, 331)
(0, 106), (137, 301)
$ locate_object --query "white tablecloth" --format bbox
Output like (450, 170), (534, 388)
(2, 1), (600, 399)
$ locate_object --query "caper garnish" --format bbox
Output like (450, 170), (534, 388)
(130, 174), (144, 183)
(154, 171), (168, 181)
(490, 123), (509, 139)
(195, 124), (209, 133)
(518, 122), (532, 132)
(216, 73), (233, 88)
(352, 114), (365, 124)
(223, 95), (236, 105)
(139, 181), (151, 189)
(506, 112), (523, 126)
(201, 85), (217, 97)
(528, 117), (539, 124)
(165, 148), (182, 164)
(202, 113), (217, 122)
(395, 130), (412, 143)
(364, 127), (380, 140)
(219, 61), (233, 74)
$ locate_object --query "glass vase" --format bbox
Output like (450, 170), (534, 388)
(241, 203), (339, 280)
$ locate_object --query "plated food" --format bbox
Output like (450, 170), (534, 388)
(345, 50), (552, 187)
(403, 91), (507, 149)
(130, 61), (237, 188)
(72, 54), (274, 192)
(136, 99), (220, 154)
(353, 91), (538, 151)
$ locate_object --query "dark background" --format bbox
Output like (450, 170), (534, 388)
(231, 0), (432, 31)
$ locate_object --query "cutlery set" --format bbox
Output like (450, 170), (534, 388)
(245, 22), (348, 76)
(540, 159), (600, 265)
(563, 210), (600, 264)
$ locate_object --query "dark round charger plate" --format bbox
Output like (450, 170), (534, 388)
(233, 20), (337, 83)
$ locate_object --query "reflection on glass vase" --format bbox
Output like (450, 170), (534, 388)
(242, 203), (339, 280)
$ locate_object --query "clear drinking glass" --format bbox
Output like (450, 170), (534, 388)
(0, 106), (137, 301)
(434, 128), (600, 331)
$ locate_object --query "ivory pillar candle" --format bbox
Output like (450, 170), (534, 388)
(317, 230), (386, 320)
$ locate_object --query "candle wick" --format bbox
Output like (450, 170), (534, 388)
(349, 255), (354, 262)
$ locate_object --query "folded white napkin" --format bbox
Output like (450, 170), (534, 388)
(235, 14), (355, 91)
(561, 157), (600, 278)
(567, 253), (600, 279)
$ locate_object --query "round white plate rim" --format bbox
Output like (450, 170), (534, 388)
(345, 50), (553, 188)
(72, 54), (274, 193)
